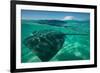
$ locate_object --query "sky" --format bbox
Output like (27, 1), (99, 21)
(21, 10), (90, 21)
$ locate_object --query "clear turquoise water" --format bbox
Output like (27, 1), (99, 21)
(21, 20), (90, 63)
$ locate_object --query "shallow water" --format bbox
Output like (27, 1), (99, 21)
(21, 20), (90, 63)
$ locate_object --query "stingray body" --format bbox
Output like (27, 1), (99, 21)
(23, 30), (66, 62)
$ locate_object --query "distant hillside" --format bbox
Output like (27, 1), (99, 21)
(35, 20), (66, 25)
(21, 19), (89, 27)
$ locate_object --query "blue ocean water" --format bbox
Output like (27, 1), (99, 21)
(21, 20), (90, 63)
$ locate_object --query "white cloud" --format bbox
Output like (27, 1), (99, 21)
(63, 16), (75, 20)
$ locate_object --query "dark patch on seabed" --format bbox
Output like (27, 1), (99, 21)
(21, 20), (90, 63)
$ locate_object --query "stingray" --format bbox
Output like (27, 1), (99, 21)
(23, 29), (88, 62)
(23, 30), (66, 62)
